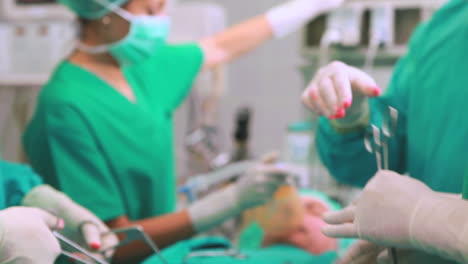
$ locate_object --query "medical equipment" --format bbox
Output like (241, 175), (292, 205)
(100, 227), (169, 264)
(53, 231), (107, 264)
(179, 160), (253, 202)
(0, 0), (73, 21)
(364, 106), (399, 264)
(54, 226), (168, 264)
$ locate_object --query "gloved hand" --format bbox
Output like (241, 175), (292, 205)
(189, 153), (289, 232)
(266, 0), (344, 38)
(336, 240), (384, 264)
(22, 185), (118, 259)
(322, 170), (468, 263)
(0, 207), (63, 264)
(301, 61), (380, 131)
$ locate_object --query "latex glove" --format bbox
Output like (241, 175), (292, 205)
(301, 61), (380, 130)
(189, 153), (289, 232)
(266, 0), (344, 38)
(377, 249), (453, 264)
(336, 240), (384, 264)
(180, 160), (254, 199)
(323, 171), (468, 263)
(0, 207), (63, 264)
(22, 185), (118, 259)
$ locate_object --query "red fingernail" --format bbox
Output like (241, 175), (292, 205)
(335, 109), (346, 119)
(90, 242), (101, 250)
(344, 99), (352, 108)
(310, 90), (318, 99)
(372, 86), (382, 97)
(57, 219), (65, 230)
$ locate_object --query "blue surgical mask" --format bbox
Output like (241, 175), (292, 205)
(78, 7), (171, 67)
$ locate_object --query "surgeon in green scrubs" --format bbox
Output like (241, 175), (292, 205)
(23, 0), (345, 262)
(301, 0), (468, 262)
(0, 157), (116, 263)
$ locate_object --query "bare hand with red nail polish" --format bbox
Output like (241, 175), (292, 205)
(301, 61), (380, 130)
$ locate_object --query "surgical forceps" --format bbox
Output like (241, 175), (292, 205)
(99, 226), (169, 264)
(53, 231), (107, 264)
(54, 226), (169, 264)
(364, 106), (399, 264)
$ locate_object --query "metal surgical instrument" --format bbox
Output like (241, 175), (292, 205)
(53, 231), (108, 264)
(364, 106), (399, 264)
(99, 226), (169, 264)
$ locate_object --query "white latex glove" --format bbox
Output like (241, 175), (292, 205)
(301, 61), (380, 129)
(266, 0), (344, 38)
(0, 207), (62, 264)
(336, 240), (384, 264)
(189, 153), (289, 232)
(22, 185), (118, 259)
(322, 170), (468, 263)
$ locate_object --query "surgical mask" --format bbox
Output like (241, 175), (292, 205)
(78, 7), (171, 67)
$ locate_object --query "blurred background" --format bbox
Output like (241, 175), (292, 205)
(0, 0), (447, 200)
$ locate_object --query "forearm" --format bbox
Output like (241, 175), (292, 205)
(201, 0), (344, 69)
(200, 15), (273, 69)
(108, 211), (195, 264)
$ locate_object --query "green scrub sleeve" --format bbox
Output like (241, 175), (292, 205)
(45, 105), (126, 221)
(316, 50), (415, 187)
(156, 44), (204, 111)
(0, 161), (43, 209)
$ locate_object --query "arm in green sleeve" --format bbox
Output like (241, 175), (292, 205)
(45, 105), (126, 221)
(0, 161), (43, 209)
(316, 55), (413, 187)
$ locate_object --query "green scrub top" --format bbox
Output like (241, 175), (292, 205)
(0, 160), (42, 209)
(23, 43), (203, 221)
(317, 0), (468, 195)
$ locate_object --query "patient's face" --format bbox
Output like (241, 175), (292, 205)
(263, 196), (338, 255)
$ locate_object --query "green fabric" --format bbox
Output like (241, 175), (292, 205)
(143, 237), (340, 264)
(317, 0), (468, 194)
(238, 189), (355, 256)
(23, 43), (203, 221)
(0, 160), (43, 210)
(58, 0), (129, 20)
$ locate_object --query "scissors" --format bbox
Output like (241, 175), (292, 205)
(364, 106), (399, 264)
(54, 226), (169, 264)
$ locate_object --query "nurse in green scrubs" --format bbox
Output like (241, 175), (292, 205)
(301, 0), (468, 262)
(23, 0), (344, 262)
(0, 157), (116, 263)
